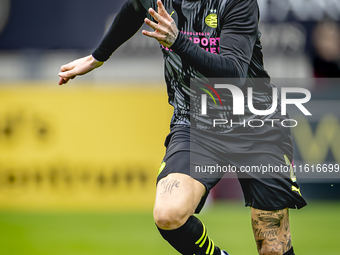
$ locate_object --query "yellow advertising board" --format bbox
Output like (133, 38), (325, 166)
(1, 82), (339, 211)
(0, 82), (172, 211)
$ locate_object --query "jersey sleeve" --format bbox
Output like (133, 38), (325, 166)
(170, 0), (258, 85)
(92, 0), (147, 62)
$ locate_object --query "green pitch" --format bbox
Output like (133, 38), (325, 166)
(0, 201), (339, 255)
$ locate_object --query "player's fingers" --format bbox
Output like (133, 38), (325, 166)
(142, 30), (165, 41)
(144, 18), (166, 34)
(58, 77), (64, 85)
(157, 0), (166, 14)
(157, 0), (171, 20)
(60, 62), (75, 72)
(142, 30), (155, 38)
(59, 70), (75, 79)
(58, 77), (69, 85)
(148, 8), (164, 23)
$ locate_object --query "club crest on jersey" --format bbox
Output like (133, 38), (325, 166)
(205, 9), (217, 28)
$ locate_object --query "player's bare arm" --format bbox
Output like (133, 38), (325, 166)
(58, 55), (103, 85)
(142, 0), (178, 48)
(251, 208), (292, 255)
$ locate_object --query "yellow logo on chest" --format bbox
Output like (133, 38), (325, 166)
(205, 13), (218, 28)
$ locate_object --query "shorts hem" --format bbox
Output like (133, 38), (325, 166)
(245, 202), (307, 211)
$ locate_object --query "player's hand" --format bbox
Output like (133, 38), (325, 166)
(58, 55), (103, 85)
(142, 0), (179, 48)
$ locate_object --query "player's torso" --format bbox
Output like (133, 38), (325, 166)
(160, 0), (223, 80)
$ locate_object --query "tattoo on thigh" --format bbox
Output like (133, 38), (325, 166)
(160, 179), (180, 195)
(252, 209), (292, 255)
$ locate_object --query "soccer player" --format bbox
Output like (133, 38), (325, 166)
(58, 1), (307, 255)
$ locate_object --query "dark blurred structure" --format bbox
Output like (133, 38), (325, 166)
(311, 20), (340, 79)
(2, 0), (340, 82)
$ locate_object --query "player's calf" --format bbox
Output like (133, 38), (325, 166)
(251, 208), (295, 255)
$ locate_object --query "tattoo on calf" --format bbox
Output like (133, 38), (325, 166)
(257, 214), (284, 228)
(252, 209), (292, 254)
(160, 179), (180, 195)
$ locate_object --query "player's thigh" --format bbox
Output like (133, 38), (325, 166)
(154, 173), (205, 229)
(251, 207), (292, 255)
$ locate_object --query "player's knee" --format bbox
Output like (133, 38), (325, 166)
(153, 206), (190, 230)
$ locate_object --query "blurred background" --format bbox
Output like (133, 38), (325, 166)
(0, 0), (339, 254)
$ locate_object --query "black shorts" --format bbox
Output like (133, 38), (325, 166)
(156, 115), (307, 213)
